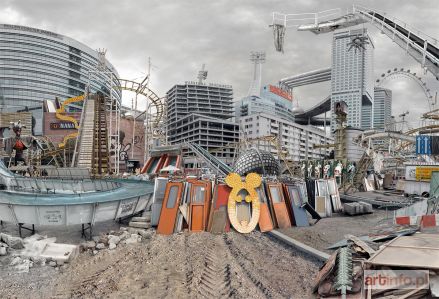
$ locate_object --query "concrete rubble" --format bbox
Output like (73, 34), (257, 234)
(79, 226), (155, 253)
(0, 233), (79, 273)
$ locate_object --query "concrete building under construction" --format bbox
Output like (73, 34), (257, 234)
(166, 81), (239, 168)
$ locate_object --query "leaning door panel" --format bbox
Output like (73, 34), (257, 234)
(257, 187), (274, 232)
(157, 182), (183, 235)
(189, 181), (211, 232)
(267, 183), (291, 229)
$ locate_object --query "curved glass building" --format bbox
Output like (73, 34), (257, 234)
(0, 24), (121, 135)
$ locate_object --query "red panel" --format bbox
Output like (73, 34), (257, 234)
(140, 156), (154, 174)
(421, 215), (436, 227)
(395, 216), (410, 225)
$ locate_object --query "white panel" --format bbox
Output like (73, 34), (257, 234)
(14, 205), (39, 224)
(0, 203), (15, 222)
(134, 194), (152, 213)
(94, 201), (119, 222)
(115, 198), (138, 219)
(66, 204), (93, 225)
(38, 206), (66, 225)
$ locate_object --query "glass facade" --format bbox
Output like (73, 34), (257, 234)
(331, 28), (374, 131)
(0, 24), (121, 135)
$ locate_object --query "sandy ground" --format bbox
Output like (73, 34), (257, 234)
(0, 230), (321, 299)
(278, 209), (395, 253)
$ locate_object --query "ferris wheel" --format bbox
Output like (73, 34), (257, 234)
(375, 68), (436, 111)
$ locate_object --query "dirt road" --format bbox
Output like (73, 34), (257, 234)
(46, 231), (319, 299)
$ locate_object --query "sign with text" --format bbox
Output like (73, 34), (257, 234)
(50, 122), (77, 130)
(268, 85), (292, 101)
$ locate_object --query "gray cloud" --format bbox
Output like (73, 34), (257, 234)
(1, 0), (438, 124)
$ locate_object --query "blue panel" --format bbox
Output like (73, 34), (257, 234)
(416, 135), (422, 155)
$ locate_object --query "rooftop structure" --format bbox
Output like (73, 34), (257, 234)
(235, 84), (294, 123)
(166, 81), (239, 168)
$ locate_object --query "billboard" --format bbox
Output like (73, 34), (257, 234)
(268, 85), (292, 101)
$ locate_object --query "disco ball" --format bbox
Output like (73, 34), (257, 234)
(233, 148), (280, 176)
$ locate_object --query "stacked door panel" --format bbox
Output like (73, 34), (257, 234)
(157, 181), (184, 235)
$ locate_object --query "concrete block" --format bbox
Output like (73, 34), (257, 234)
(129, 221), (151, 229)
(108, 235), (121, 245)
(109, 243), (116, 250)
(360, 201), (373, 213)
(131, 216), (149, 222)
(343, 203), (359, 215)
(39, 243), (79, 263)
(96, 243), (106, 250)
(0, 233), (24, 249)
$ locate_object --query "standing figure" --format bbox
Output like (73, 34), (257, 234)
(3, 121), (34, 166)
(323, 163), (331, 178)
(301, 162), (306, 178)
(315, 162), (322, 179)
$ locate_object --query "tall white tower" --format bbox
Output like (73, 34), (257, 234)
(248, 51), (266, 97)
(331, 28), (374, 132)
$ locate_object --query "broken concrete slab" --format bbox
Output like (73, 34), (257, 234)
(0, 233), (24, 249)
(17, 237), (57, 258)
(109, 243), (116, 250)
(0, 247), (6, 255)
(39, 243), (79, 264)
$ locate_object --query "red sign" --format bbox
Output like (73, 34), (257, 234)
(269, 85), (292, 101)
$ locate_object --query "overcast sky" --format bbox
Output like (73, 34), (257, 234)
(1, 0), (438, 125)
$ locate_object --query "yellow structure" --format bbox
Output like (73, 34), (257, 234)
(225, 172), (261, 234)
(55, 94), (85, 148)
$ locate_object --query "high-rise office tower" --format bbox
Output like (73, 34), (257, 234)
(373, 87), (392, 130)
(331, 28), (374, 131)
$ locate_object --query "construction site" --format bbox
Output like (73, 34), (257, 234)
(1, 3), (439, 299)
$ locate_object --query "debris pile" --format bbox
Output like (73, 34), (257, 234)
(0, 233), (78, 272)
(80, 226), (154, 254)
(314, 232), (439, 298)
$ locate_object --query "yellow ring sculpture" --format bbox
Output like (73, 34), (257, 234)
(225, 172), (262, 234)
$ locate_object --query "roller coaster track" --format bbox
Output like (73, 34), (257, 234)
(55, 79), (164, 150)
(276, 6), (439, 78)
(353, 5), (439, 78)
(117, 79), (164, 128)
